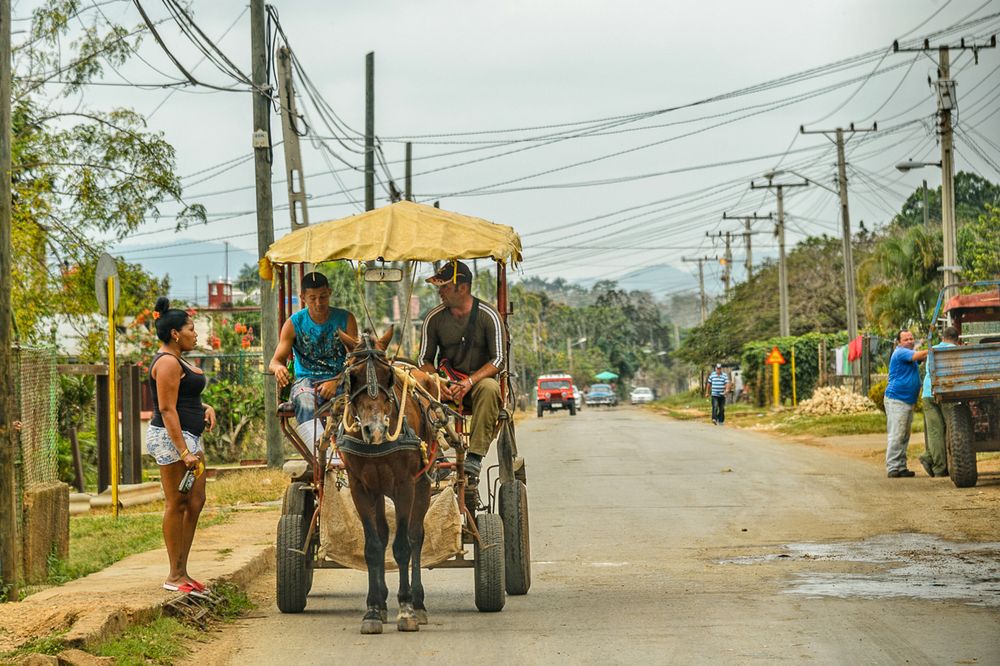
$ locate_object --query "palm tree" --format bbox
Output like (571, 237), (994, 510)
(857, 224), (941, 333)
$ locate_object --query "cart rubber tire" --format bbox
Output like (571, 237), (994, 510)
(282, 482), (314, 518)
(514, 457), (527, 485)
(569, 401), (576, 416)
(276, 514), (310, 613)
(536, 402), (544, 418)
(474, 513), (505, 612)
(499, 481), (531, 595)
(946, 402), (977, 488)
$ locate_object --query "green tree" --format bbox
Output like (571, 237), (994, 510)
(957, 204), (1000, 282)
(11, 1), (205, 343)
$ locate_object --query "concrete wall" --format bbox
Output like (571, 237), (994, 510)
(22, 482), (70, 583)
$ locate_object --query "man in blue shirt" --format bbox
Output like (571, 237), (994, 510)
(268, 272), (359, 426)
(884, 329), (929, 477)
(919, 326), (959, 478)
(705, 363), (730, 425)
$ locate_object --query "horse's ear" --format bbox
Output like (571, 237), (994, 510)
(376, 325), (394, 351)
(338, 329), (358, 351)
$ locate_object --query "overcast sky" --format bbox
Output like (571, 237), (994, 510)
(19, 0), (1000, 299)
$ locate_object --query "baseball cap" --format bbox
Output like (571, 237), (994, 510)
(426, 260), (473, 286)
(715, 363), (722, 369)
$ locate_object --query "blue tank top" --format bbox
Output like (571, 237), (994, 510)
(291, 307), (350, 381)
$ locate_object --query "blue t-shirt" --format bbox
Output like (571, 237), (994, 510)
(291, 307), (350, 381)
(707, 371), (728, 396)
(922, 341), (956, 399)
(885, 346), (921, 404)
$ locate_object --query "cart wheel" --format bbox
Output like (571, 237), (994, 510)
(946, 403), (977, 488)
(514, 457), (527, 485)
(499, 481), (530, 595)
(474, 513), (505, 612)
(282, 481), (314, 518)
(276, 514), (310, 613)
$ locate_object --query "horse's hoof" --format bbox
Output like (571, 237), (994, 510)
(397, 615), (420, 632)
(361, 619), (383, 634)
(379, 608), (388, 623)
(414, 608), (428, 625)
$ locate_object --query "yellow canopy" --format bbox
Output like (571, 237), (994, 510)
(263, 201), (522, 269)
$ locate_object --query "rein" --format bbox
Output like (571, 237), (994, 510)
(342, 341), (410, 443)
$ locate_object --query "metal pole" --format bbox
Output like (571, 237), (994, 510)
(365, 52), (375, 212)
(251, 0), (282, 467)
(0, 0), (20, 598)
(922, 179), (929, 229)
(938, 46), (958, 293)
(405, 142), (412, 201)
(776, 186), (790, 336)
(107, 277), (119, 518)
(835, 128), (858, 341)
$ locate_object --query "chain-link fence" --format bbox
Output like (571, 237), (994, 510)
(13, 346), (59, 523)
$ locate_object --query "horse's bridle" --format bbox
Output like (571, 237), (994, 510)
(343, 339), (399, 408)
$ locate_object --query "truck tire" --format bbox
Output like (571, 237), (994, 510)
(499, 481), (530, 595)
(568, 400), (576, 416)
(946, 402), (977, 488)
(536, 401), (544, 418)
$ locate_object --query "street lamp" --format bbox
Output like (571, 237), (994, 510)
(895, 159), (959, 290)
(567, 337), (587, 374)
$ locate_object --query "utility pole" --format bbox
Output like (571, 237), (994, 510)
(922, 179), (929, 229)
(275, 45), (309, 232)
(250, 0), (281, 468)
(751, 176), (808, 336)
(224, 241), (230, 286)
(404, 142), (412, 201)
(722, 212), (771, 279)
(0, 0), (20, 601)
(893, 36), (996, 294)
(704, 231), (733, 299)
(682, 257), (714, 324)
(364, 52), (376, 306)
(800, 122), (877, 341)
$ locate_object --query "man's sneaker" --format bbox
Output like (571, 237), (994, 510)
(464, 453), (483, 479)
(888, 469), (916, 478)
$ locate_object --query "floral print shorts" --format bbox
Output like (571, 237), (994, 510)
(146, 425), (202, 465)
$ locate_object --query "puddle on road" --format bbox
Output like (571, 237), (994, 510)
(721, 533), (1000, 608)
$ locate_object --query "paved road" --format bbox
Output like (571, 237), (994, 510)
(217, 407), (1000, 665)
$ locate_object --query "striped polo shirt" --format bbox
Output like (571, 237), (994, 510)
(707, 371), (728, 396)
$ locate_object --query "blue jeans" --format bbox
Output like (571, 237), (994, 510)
(290, 377), (338, 425)
(885, 397), (915, 473)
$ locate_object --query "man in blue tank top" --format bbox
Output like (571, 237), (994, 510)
(269, 272), (358, 425)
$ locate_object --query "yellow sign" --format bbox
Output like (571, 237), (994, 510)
(765, 346), (786, 365)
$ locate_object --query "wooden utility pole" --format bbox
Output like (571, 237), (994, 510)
(0, 0), (19, 600)
(751, 177), (808, 336)
(682, 257), (713, 324)
(893, 35), (996, 294)
(250, 0), (282, 467)
(275, 45), (309, 232)
(723, 212), (771, 279)
(800, 122), (876, 342)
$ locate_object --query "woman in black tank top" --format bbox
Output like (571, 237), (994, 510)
(147, 297), (217, 594)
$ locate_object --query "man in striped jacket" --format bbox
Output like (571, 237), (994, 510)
(705, 363), (731, 425)
(419, 261), (506, 481)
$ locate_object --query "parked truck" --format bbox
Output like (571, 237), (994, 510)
(927, 280), (1000, 488)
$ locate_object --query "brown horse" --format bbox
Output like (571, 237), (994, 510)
(336, 326), (438, 634)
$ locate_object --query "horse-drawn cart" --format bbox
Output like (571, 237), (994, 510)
(259, 201), (530, 628)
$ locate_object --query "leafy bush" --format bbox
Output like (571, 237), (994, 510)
(200, 377), (265, 463)
(869, 378), (887, 412)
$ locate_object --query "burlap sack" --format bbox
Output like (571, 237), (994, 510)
(318, 475), (464, 571)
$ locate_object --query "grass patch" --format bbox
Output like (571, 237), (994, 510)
(93, 582), (253, 664)
(209, 468), (289, 507)
(1, 631), (68, 659)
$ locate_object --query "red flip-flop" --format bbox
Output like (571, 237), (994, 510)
(162, 581), (197, 593)
(187, 578), (209, 593)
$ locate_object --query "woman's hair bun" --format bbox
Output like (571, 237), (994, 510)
(154, 296), (171, 314)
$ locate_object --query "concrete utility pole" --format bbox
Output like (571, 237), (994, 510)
(682, 257), (714, 324)
(722, 212), (771, 279)
(250, 0), (282, 468)
(275, 45), (309, 232)
(404, 142), (413, 202)
(0, 0), (20, 601)
(363, 52), (376, 306)
(751, 177), (808, 336)
(893, 36), (996, 294)
(800, 122), (877, 341)
(705, 231), (734, 299)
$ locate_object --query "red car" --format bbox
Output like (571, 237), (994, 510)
(536, 373), (577, 417)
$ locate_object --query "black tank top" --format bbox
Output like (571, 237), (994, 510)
(149, 352), (207, 436)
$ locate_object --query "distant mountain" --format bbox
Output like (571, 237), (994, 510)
(578, 263), (708, 297)
(115, 241), (258, 304)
